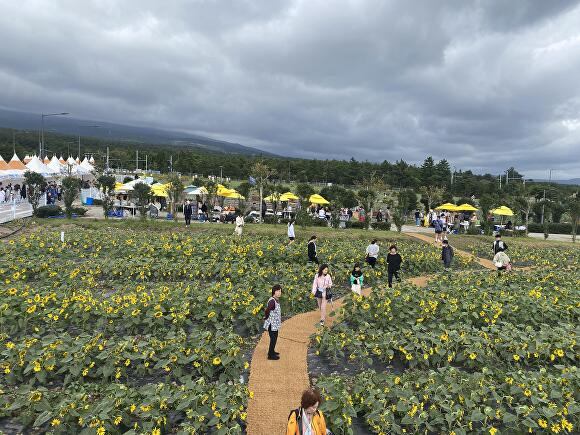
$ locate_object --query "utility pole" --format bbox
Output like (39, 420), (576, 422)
(136, 150), (139, 171)
(145, 155), (148, 172)
(499, 174), (502, 190)
(169, 155), (173, 173)
(106, 147), (110, 172)
(541, 169), (553, 224)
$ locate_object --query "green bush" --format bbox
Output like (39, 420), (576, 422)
(528, 222), (572, 234)
(372, 221), (392, 231)
(309, 217), (329, 227)
(466, 226), (482, 235)
(71, 207), (88, 216)
(34, 205), (63, 218)
(346, 221), (366, 229)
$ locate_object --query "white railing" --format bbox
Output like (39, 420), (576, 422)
(0, 199), (33, 223)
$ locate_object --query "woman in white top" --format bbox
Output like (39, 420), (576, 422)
(234, 214), (244, 236)
(365, 239), (380, 268)
(287, 220), (296, 244)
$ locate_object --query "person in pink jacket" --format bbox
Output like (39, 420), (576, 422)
(311, 264), (332, 326)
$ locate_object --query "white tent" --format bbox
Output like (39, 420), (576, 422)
(89, 155), (95, 164)
(47, 156), (64, 174)
(25, 156), (52, 175)
(80, 157), (94, 171)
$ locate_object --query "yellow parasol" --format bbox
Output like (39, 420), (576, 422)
(491, 206), (514, 216)
(435, 203), (458, 211)
(150, 183), (169, 198)
(309, 194), (330, 205)
(217, 184), (244, 199)
(455, 203), (478, 212)
(279, 192), (299, 201)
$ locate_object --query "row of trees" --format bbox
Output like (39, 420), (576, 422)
(5, 127), (576, 200)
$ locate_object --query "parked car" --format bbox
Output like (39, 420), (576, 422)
(245, 210), (261, 223)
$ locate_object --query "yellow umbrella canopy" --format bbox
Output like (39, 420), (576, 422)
(491, 206), (514, 216)
(224, 191), (245, 199)
(150, 183), (169, 198)
(435, 203), (458, 211)
(309, 194), (330, 205)
(455, 203), (478, 211)
(217, 184), (244, 199)
(279, 192), (299, 201)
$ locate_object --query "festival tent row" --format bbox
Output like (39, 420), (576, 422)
(0, 153), (95, 180)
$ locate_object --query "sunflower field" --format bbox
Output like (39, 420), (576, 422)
(0, 224), (471, 434)
(313, 242), (580, 434)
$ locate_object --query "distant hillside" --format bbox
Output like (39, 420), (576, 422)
(533, 178), (580, 186)
(0, 107), (276, 157)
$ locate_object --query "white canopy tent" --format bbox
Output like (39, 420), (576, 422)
(25, 156), (53, 176)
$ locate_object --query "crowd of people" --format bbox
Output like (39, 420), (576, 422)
(0, 182), (27, 204)
(261, 231), (514, 433)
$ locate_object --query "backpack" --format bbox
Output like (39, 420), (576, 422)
(288, 409), (329, 435)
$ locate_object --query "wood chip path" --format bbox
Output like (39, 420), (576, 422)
(246, 232), (497, 434)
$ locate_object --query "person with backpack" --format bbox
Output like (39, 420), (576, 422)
(441, 239), (454, 268)
(311, 264), (332, 326)
(433, 216), (443, 243)
(263, 284), (282, 360)
(492, 233), (508, 254)
(307, 235), (319, 264)
(493, 247), (512, 274)
(286, 389), (328, 435)
(350, 263), (364, 295)
(386, 245), (402, 288)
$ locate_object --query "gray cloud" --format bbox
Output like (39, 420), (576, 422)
(0, 0), (579, 179)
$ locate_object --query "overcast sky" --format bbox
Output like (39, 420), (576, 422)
(1, 0), (579, 179)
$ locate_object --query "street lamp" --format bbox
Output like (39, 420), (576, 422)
(40, 112), (70, 159)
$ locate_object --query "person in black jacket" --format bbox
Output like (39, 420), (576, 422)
(184, 200), (193, 227)
(386, 245), (402, 288)
(492, 234), (508, 254)
(441, 239), (454, 268)
(307, 235), (319, 264)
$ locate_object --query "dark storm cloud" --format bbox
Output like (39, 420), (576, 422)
(0, 0), (579, 178)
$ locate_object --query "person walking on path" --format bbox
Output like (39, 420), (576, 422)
(433, 215), (443, 243)
(365, 239), (380, 268)
(286, 388), (328, 435)
(287, 220), (296, 245)
(263, 284), (282, 360)
(493, 248), (511, 274)
(311, 264), (332, 326)
(234, 213), (244, 237)
(307, 235), (319, 264)
(183, 200), (193, 227)
(386, 245), (402, 288)
(492, 234), (508, 255)
(415, 209), (421, 226)
(350, 263), (364, 295)
(441, 239), (454, 268)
